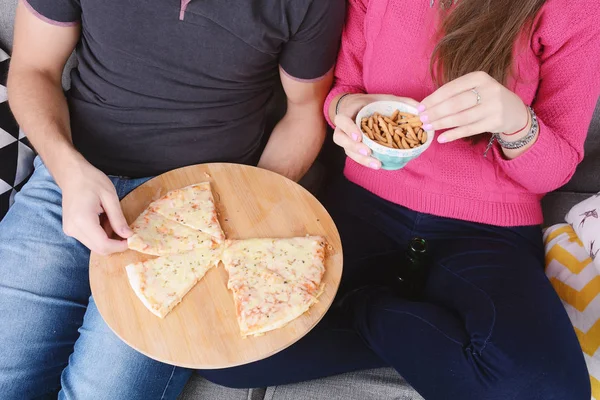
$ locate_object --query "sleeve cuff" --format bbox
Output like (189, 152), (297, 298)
(280, 66), (333, 83)
(22, 0), (79, 27)
(323, 85), (365, 128)
(492, 118), (580, 193)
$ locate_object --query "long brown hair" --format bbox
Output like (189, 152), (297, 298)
(431, 0), (546, 87)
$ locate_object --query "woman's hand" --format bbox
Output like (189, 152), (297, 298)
(418, 71), (530, 144)
(331, 94), (419, 169)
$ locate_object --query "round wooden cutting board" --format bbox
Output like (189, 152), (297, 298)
(89, 163), (342, 369)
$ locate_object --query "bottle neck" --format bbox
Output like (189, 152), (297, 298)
(407, 238), (428, 266)
(408, 238), (427, 255)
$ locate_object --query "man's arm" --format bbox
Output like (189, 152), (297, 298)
(257, 0), (343, 181)
(8, 1), (81, 187)
(257, 68), (333, 182)
(8, 1), (131, 254)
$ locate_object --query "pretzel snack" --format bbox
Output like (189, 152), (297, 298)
(361, 108), (428, 150)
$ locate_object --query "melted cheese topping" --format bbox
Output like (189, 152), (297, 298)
(226, 264), (317, 336)
(128, 209), (216, 256)
(126, 248), (221, 318)
(223, 237), (325, 295)
(150, 183), (225, 242)
(222, 236), (326, 336)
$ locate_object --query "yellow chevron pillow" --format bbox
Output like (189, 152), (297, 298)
(544, 224), (600, 400)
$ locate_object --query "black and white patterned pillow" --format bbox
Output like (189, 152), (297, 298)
(0, 48), (35, 221)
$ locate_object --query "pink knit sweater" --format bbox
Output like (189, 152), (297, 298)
(325, 0), (600, 227)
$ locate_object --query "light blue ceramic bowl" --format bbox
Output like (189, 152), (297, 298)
(356, 101), (434, 170)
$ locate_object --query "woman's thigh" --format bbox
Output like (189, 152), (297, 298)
(354, 217), (590, 400)
(320, 178), (418, 295)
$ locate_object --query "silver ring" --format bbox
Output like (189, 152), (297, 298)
(471, 88), (481, 105)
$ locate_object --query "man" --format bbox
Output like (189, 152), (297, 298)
(0, 0), (343, 398)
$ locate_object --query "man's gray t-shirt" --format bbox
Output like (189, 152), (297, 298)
(25, 0), (344, 177)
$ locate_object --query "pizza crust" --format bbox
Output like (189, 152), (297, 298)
(126, 263), (168, 318)
(242, 303), (316, 337)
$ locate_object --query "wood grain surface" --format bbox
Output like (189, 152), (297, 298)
(89, 163), (343, 369)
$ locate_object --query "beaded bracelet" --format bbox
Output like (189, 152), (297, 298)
(496, 106), (539, 149)
(483, 106), (539, 157)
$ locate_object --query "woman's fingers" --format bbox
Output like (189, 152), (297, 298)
(420, 89), (482, 126)
(331, 127), (370, 156)
(332, 113), (374, 157)
(437, 120), (491, 143)
(334, 114), (362, 141)
(419, 71), (489, 111)
(394, 96), (420, 107)
(345, 150), (382, 169)
(332, 127), (381, 169)
(424, 104), (486, 132)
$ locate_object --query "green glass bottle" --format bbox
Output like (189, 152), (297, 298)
(396, 237), (430, 300)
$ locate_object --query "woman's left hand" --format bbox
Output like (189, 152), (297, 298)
(418, 71), (529, 143)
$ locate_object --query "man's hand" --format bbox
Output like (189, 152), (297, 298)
(61, 160), (132, 255)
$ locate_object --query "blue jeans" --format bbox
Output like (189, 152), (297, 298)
(201, 178), (591, 400)
(0, 157), (192, 399)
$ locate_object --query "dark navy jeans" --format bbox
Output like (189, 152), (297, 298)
(201, 178), (590, 400)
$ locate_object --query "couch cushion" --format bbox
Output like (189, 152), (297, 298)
(542, 192), (594, 227)
(0, 47), (34, 221)
(543, 225), (600, 399)
(566, 193), (600, 266)
(264, 368), (423, 400)
(178, 374), (266, 400)
(0, 0), (16, 51)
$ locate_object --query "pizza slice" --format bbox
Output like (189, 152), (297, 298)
(149, 182), (225, 242)
(223, 236), (326, 296)
(128, 208), (217, 256)
(222, 236), (326, 336)
(224, 264), (319, 337)
(125, 247), (222, 318)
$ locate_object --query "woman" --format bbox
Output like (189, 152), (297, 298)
(322, 0), (599, 397)
(201, 0), (598, 398)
